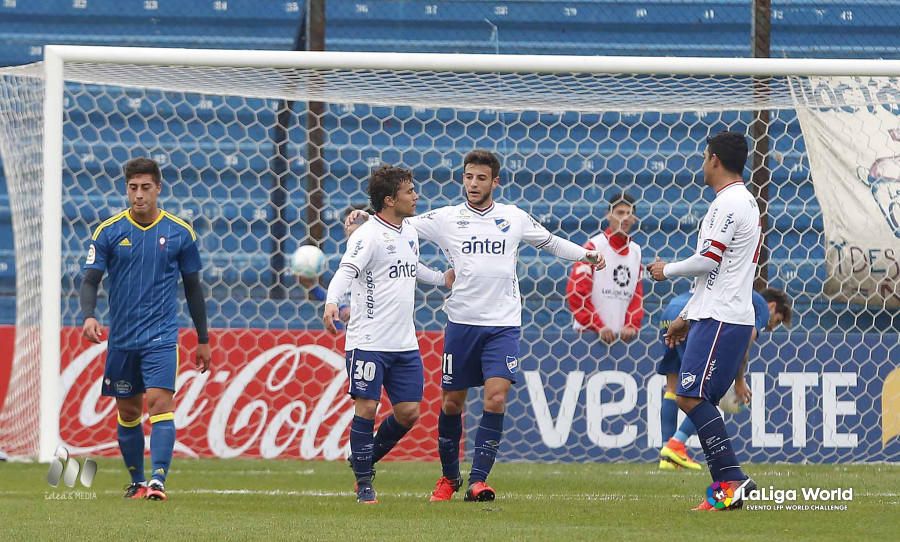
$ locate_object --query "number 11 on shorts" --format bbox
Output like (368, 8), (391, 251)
(442, 353), (453, 375)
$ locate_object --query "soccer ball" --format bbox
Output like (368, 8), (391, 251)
(290, 245), (326, 279)
(719, 384), (746, 415)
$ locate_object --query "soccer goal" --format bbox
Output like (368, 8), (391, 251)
(0, 46), (897, 463)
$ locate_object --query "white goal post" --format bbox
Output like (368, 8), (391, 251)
(0, 46), (896, 463)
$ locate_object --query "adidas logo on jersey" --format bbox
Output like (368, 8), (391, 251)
(119, 238), (131, 246)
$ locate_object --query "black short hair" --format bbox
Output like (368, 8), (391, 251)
(608, 192), (635, 212)
(124, 157), (161, 185)
(463, 149), (501, 179)
(368, 164), (413, 212)
(760, 287), (792, 327)
(706, 131), (749, 175)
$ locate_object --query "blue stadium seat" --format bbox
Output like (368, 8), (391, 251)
(326, 0), (899, 59)
(0, 0), (300, 68)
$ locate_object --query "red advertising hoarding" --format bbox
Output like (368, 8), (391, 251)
(53, 327), (445, 460)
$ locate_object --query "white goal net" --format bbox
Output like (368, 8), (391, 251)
(0, 48), (897, 463)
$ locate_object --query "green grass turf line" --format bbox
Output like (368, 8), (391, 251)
(1, 459), (897, 541)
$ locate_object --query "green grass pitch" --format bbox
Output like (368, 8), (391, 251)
(1, 458), (897, 541)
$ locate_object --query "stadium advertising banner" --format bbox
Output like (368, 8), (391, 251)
(13, 327), (892, 464)
(54, 327), (446, 461)
(506, 330), (899, 463)
(794, 76), (900, 308)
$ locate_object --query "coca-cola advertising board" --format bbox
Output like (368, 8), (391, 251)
(55, 327), (446, 460)
(2, 326), (895, 463)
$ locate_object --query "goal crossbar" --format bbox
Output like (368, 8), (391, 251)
(43, 45), (900, 77)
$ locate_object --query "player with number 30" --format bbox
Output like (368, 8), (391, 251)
(323, 165), (452, 504)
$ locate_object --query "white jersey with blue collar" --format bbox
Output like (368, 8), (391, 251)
(409, 201), (586, 327)
(327, 215), (422, 351)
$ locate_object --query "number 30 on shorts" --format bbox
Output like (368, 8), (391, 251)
(353, 360), (376, 381)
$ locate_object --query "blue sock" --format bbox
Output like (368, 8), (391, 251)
(350, 415), (375, 485)
(117, 415), (145, 484)
(372, 415), (411, 464)
(149, 413), (175, 484)
(437, 411), (462, 480)
(686, 401), (747, 482)
(469, 411), (504, 484)
(673, 417), (697, 443)
(661, 392), (679, 442)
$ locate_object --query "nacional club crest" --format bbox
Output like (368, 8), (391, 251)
(408, 240), (418, 255)
(506, 355), (518, 373)
(494, 218), (511, 233)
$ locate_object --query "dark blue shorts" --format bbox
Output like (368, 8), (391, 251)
(345, 349), (423, 404)
(677, 319), (753, 404)
(656, 346), (683, 376)
(441, 322), (520, 391)
(656, 325), (686, 375)
(102, 344), (179, 397)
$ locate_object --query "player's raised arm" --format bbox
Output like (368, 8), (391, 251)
(649, 194), (742, 281)
(520, 211), (606, 269)
(405, 208), (444, 244)
(344, 207), (453, 249)
(344, 209), (370, 231)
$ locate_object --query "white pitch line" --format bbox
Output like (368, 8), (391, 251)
(166, 489), (642, 501)
(87, 488), (643, 501)
(166, 469), (317, 476)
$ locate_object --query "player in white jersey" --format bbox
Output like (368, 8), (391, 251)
(348, 150), (604, 502)
(324, 165), (450, 504)
(648, 131), (762, 511)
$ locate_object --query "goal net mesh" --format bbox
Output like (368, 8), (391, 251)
(0, 59), (897, 463)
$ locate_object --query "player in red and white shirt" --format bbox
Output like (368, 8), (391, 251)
(566, 192), (644, 343)
(648, 131), (762, 511)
